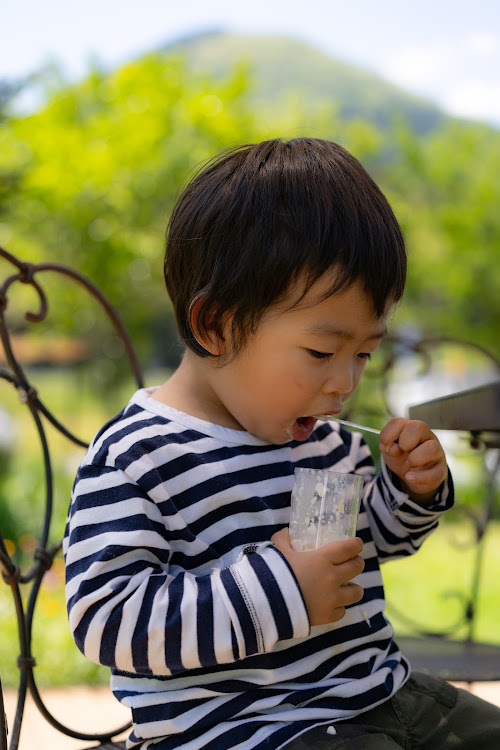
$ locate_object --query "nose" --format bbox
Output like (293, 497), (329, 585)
(322, 360), (354, 396)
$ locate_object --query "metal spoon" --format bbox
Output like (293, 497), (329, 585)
(315, 415), (381, 435)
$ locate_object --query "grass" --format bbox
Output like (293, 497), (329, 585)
(382, 519), (500, 645)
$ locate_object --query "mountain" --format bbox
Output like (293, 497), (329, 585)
(164, 31), (448, 135)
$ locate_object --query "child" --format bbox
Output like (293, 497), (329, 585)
(64, 138), (500, 749)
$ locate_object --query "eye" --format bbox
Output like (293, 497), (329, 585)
(358, 353), (372, 361)
(307, 349), (333, 360)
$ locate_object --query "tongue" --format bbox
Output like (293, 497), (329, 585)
(291, 416), (317, 441)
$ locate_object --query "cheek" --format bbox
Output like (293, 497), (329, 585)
(247, 351), (314, 409)
(289, 357), (327, 395)
(291, 375), (309, 392)
(264, 371), (311, 413)
(353, 360), (368, 388)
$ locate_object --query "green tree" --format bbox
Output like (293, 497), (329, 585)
(1, 56), (255, 346)
(385, 120), (500, 353)
(1, 51), (498, 364)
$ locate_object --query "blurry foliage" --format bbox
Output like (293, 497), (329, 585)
(0, 48), (499, 367)
(386, 120), (500, 352)
(0, 54), (262, 361)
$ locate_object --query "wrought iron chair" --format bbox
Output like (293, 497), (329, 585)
(0, 247), (143, 749)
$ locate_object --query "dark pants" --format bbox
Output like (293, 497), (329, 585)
(284, 672), (500, 749)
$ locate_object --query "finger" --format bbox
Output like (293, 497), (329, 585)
(384, 441), (404, 459)
(404, 463), (447, 491)
(331, 606), (346, 623)
(271, 527), (291, 551)
(406, 440), (444, 469)
(396, 420), (434, 453)
(379, 418), (407, 451)
(335, 554), (365, 583)
(338, 582), (364, 606)
(318, 537), (363, 564)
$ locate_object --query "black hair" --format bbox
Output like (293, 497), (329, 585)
(164, 137), (406, 359)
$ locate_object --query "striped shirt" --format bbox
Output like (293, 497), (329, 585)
(64, 387), (453, 750)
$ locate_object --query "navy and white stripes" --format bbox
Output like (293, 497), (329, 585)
(64, 387), (453, 750)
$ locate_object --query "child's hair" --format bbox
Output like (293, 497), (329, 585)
(164, 137), (406, 359)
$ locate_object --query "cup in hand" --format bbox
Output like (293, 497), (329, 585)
(289, 468), (363, 551)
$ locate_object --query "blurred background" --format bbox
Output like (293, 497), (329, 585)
(1, 0), (499, 363)
(0, 0), (499, 689)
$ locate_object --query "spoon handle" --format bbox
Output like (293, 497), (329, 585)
(336, 419), (381, 435)
(316, 416), (381, 435)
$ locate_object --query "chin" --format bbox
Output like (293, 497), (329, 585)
(250, 426), (292, 445)
(258, 432), (289, 445)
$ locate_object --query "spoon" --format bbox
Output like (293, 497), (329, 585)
(315, 415), (381, 435)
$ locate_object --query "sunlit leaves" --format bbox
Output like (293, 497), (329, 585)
(0, 49), (498, 360)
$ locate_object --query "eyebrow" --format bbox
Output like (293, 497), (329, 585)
(305, 322), (388, 341)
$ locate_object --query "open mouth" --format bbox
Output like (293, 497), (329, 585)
(291, 416), (318, 441)
(291, 410), (343, 440)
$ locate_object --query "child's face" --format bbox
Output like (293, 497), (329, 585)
(209, 274), (388, 444)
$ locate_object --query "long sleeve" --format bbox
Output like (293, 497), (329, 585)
(351, 432), (454, 562)
(64, 465), (310, 677)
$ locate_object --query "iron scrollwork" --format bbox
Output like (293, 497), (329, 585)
(0, 247), (143, 749)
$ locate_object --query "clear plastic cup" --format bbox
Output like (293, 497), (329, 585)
(289, 468), (363, 551)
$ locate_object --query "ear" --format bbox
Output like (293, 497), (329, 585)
(189, 296), (226, 356)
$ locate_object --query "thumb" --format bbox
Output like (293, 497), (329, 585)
(271, 527), (292, 552)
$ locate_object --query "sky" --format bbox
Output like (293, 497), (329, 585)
(2, 0), (500, 128)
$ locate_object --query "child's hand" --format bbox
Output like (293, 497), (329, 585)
(379, 418), (448, 504)
(271, 528), (364, 626)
